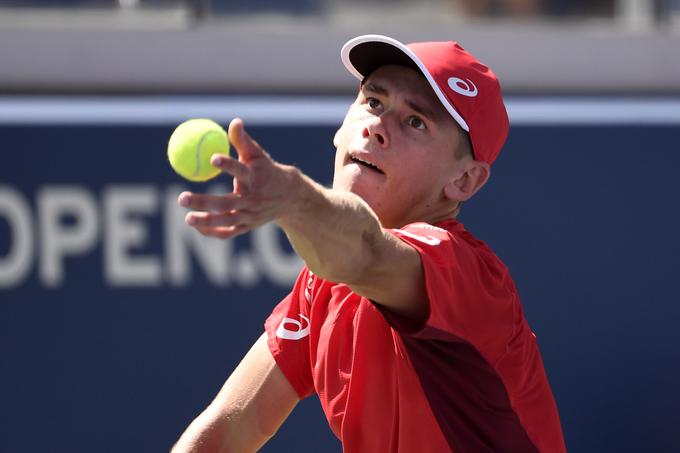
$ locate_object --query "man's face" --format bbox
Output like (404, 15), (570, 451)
(333, 65), (467, 228)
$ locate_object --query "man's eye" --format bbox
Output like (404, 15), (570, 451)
(408, 116), (426, 130)
(367, 98), (382, 109)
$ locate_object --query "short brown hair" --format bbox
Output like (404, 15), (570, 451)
(454, 129), (473, 161)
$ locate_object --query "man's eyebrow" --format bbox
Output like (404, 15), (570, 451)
(406, 99), (436, 121)
(362, 80), (437, 121)
(362, 81), (388, 96)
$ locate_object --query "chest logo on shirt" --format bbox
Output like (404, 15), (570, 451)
(304, 273), (314, 305)
(275, 314), (310, 340)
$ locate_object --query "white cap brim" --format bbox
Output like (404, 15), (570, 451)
(340, 34), (469, 132)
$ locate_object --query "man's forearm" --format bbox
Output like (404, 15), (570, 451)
(276, 167), (387, 285)
(171, 333), (298, 453)
(171, 407), (269, 453)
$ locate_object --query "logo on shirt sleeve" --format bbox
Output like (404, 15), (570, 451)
(275, 314), (310, 340)
(395, 228), (442, 246)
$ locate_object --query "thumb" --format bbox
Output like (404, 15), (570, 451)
(228, 118), (267, 163)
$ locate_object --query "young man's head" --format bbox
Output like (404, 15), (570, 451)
(332, 35), (509, 229)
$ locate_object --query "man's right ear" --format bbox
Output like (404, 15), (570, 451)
(443, 161), (491, 202)
(333, 128), (341, 148)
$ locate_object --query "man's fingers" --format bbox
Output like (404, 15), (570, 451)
(210, 153), (250, 181)
(178, 119), (276, 241)
(178, 192), (245, 212)
(195, 225), (250, 240)
(185, 210), (254, 227)
(228, 118), (268, 162)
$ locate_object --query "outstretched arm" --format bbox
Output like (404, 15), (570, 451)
(180, 119), (427, 322)
(171, 333), (299, 452)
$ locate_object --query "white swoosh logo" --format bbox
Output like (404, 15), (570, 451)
(276, 314), (310, 340)
(396, 229), (442, 246)
(448, 77), (478, 97)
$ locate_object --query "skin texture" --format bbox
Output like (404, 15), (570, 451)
(171, 65), (490, 452)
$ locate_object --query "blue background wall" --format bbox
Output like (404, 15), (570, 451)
(1, 108), (679, 452)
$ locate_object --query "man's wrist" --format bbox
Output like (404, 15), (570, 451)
(275, 164), (313, 227)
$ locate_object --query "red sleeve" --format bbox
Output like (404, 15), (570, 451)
(264, 267), (315, 399)
(387, 222), (518, 360)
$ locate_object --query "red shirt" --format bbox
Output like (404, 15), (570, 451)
(265, 220), (566, 452)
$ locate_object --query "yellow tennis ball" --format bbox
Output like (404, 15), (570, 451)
(168, 119), (230, 182)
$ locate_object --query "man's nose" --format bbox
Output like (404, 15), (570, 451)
(362, 117), (389, 148)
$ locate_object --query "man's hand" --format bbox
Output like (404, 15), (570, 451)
(178, 118), (300, 239)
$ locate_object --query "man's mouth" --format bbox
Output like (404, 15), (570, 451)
(349, 155), (384, 174)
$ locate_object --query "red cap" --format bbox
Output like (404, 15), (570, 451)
(341, 34), (509, 165)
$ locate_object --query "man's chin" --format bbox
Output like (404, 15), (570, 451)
(334, 167), (378, 191)
(333, 178), (368, 198)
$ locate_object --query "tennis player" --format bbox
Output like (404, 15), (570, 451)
(172, 34), (566, 452)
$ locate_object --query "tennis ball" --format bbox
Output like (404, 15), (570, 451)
(167, 119), (230, 182)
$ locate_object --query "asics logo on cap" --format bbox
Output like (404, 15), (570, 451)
(448, 77), (478, 97)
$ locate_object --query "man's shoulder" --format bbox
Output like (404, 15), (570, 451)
(395, 219), (510, 275)
(392, 219), (489, 250)
(391, 221), (455, 246)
